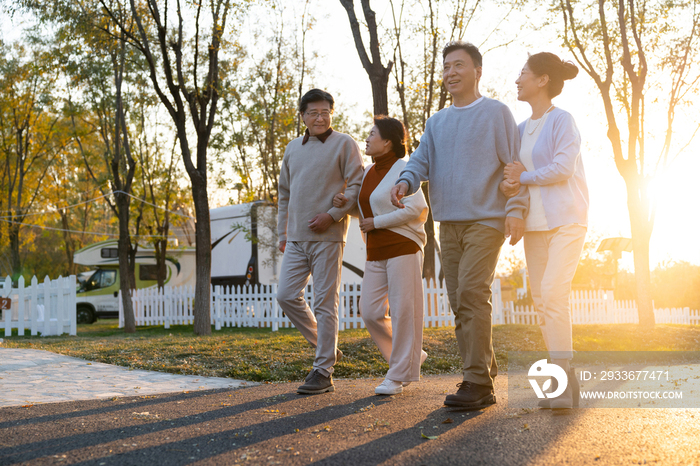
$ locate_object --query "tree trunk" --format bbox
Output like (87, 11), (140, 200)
(155, 236), (168, 290)
(9, 223), (21, 279)
(190, 172), (212, 336)
(128, 242), (138, 290)
(339, 0), (393, 116)
(420, 183), (442, 285)
(116, 193), (136, 333)
(370, 73), (390, 115)
(59, 210), (76, 276)
(626, 185), (655, 327)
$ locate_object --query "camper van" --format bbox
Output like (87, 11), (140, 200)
(74, 240), (196, 323)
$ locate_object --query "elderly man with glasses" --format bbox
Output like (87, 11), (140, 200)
(276, 88), (364, 394)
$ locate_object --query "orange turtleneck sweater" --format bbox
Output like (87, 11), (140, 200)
(359, 151), (420, 261)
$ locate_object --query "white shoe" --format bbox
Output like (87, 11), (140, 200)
(375, 379), (403, 395)
(403, 351), (428, 387)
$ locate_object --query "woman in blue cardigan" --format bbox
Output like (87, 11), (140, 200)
(502, 52), (589, 410)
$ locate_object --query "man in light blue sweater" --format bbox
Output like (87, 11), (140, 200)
(391, 41), (528, 409)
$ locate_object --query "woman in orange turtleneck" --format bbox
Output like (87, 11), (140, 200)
(334, 116), (429, 395)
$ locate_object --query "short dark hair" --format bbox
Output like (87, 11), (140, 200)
(442, 41), (482, 67)
(373, 115), (407, 159)
(526, 52), (579, 98)
(299, 89), (334, 114)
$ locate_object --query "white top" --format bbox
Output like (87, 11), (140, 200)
(520, 112), (550, 231)
(518, 108), (589, 229)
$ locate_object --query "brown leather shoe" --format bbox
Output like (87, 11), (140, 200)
(297, 370), (334, 395)
(444, 381), (496, 409)
(304, 350), (343, 382)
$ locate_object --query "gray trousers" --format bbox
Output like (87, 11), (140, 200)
(440, 223), (505, 387)
(276, 241), (344, 376)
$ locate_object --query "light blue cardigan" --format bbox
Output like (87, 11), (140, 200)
(518, 108), (589, 229)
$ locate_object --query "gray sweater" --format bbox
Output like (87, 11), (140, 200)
(278, 131), (364, 243)
(397, 97), (529, 233)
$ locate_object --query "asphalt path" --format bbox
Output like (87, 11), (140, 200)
(2, 374), (698, 466)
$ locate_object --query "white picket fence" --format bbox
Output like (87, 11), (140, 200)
(497, 289), (700, 325)
(120, 280), (455, 330)
(0, 275), (77, 337)
(119, 280), (700, 330)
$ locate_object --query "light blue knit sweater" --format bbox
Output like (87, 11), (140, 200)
(397, 97), (529, 233)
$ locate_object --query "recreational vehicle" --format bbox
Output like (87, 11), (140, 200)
(74, 240), (196, 323)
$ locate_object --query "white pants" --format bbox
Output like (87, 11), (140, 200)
(276, 241), (344, 376)
(524, 224), (587, 360)
(360, 251), (425, 382)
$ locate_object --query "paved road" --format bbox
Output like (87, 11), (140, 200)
(1, 348), (699, 465)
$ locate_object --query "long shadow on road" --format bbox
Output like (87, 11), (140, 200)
(4, 374), (684, 466)
(69, 392), (402, 466)
(0, 387), (293, 464)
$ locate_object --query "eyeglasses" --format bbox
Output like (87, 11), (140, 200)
(305, 111), (332, 119)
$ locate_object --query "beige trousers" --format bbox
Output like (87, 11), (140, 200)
(524, 224), (587, 360)
(276, 241), (344, 376)
(360, 251), (425, 382)
(440, 223), (504, 387)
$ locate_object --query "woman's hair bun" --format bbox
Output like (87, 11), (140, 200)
(527, 52), (578, 97)
(561, 60), (579, 80)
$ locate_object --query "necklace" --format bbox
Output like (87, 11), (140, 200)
(526, 105), (554, 135)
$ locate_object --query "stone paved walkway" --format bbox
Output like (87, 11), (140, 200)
(0, 348), (254, 407)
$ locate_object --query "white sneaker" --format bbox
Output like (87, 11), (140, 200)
(375, 378), (403, 395)
(403, 351), (428, 387)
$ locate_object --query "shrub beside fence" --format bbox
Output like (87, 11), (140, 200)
(119, 280), (700, 330)
(0, 275), (77, 337)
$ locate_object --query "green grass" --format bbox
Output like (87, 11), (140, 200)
(2, 320), (699, 382)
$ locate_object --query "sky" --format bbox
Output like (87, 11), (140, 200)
(2, 1), (698, 271)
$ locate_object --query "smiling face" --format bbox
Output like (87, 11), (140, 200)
(301, 100), (333, 137)
(365, 125), (391, 158)
(442, 49), (481, 104)
(515, 63), (548, 103)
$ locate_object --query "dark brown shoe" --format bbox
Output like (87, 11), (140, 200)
(297, 370), (334, 395)
(444, 381), (496, 409)
(304, 350), (343, 382)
